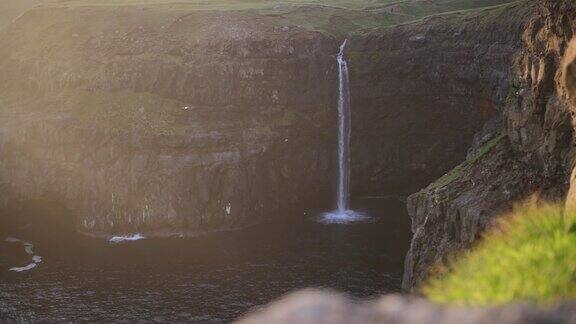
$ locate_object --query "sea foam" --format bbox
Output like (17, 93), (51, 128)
(109, 234), (145, 243)
(6, 237), (42, 272)
(10, 263), (37, 272)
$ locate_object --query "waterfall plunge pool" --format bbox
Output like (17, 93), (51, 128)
(0, 198), (411, 322)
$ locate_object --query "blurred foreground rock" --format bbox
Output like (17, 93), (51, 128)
(238, 290), (576, 324)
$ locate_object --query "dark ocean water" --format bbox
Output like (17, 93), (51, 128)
(0, 198), (411, 323)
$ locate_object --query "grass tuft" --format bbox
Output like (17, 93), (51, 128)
(424, 203), (576, 306)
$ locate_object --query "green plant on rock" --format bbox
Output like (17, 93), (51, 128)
(428, 134), (504, 190)
(424, 203), (576, 306)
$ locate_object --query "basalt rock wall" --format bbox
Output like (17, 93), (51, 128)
(350, 2), (533, 194)
(0, 2), (533, 237)
(404, 0), (576, 290)
(0, 6), (340, 236)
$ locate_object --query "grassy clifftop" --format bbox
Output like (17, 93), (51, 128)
(44, 0), (518, 11)
(0, 0), (37, 29)
(2, 0), (523, 36)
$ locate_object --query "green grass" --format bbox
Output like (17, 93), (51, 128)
(380, 0), (521, 17)
(1, 0), (528, 37)
(52, 89), (193, 135)
(29, 0), (521, 36)
(427, 134), (504, 190)
(0, 87), (311, 138)
(42, 0), (513, 11)
(425, 203), (576, 306)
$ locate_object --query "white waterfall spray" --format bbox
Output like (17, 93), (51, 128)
(320, 40), (370, 224)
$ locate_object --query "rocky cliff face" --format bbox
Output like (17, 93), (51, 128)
(0, 2), (524, 237)
(563, 38), (576, 210)
(0, 6), (340, 236)
(563, 39), (576, 108)
(404, 0), (576, 290)
(349, 2), (532, 194)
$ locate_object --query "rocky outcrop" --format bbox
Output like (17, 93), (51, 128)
(404, 0), (576, 290)
(237, 289), (576, 324)
(562, 39), (576, 107)
(563, 39), (576, 211)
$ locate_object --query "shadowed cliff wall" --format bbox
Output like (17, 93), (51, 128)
(404, 0), (576, 290)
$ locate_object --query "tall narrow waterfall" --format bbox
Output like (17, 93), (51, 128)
(320, 40), (369, 224)
(337, 40), (351, 212)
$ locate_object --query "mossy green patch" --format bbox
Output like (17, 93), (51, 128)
(427, 134), (504, 190)
(425, 203), (576, 306)
(6, 89), (193, 135)
(2, 88), (321, 138)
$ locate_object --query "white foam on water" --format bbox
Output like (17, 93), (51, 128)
(5, 236), (42, 272)
(10, 264), (36, 272)
(109, 234), (145, 243)
(319, 210), (372, 225)
(24, 243), (34, 255)
(9, 263), (37, 272)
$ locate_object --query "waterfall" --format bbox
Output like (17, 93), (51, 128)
(319, 40), (370, 224)
(337, 39), (351, 212)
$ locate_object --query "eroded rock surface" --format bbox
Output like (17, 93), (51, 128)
(404, 0), (576, 290)
(350, 2), (532, 194)
(564, 38), (576, 211)
(0, 2), (524, 236)
(0, 6), (340, 236)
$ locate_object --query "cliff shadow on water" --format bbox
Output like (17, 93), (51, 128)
(0, 199), (77, 240)
(0, 197), (411, 322)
